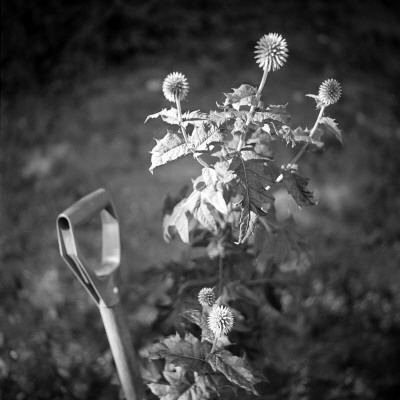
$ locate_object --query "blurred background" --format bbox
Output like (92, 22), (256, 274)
(1, 1), (400, 399)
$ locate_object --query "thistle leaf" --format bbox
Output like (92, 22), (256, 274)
(208, 350), (263, 394)
(145, 107), (179, 124)
(148, 365), (210, 400)
(253, 104), (291, 128)
(181, 110), (209, 127)
(223, 84), (258, 110)
(282, 168), (316, 207)
(229, 151), (277, 243)
(193, 202), (218, 234)
(148, 333), (212, 374)
(163, 198), (190, 243)
(237, 199), (258, 244)
(150, 131), (189, 173)
(318, 116), (343, 143)
(190, 123), (223, 152)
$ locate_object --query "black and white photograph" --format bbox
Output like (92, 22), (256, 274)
(1, 1), (400, 399)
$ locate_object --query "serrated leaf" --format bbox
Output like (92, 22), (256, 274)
(150, 131), (189, 173)
(208, 350), (263, 394)
(237, 200), (258, 244)
(253, 104), (291, 128)
(191, 123), (223, 152)
(181, 110), (210, 127)
(209, 109), (242, 127)
(232, 117), (247, 134)
(148, 366), (210, 400)
(318, 116), (343, 143)
(146, 107), (179, 124)
(193, 202), (218, 234)
(148, 333), (213, 374)
(163, 198), (190, 243)
(229, 151), (277, 243)
(223, 84), (258, 110)
(282, 168), (316, 207)
(202, 185), (228, 215)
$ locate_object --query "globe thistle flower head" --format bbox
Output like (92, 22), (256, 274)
(162, 72), (189, 103)
(255, 33), (288, 72)
(318, 79), (341, 106)
(198, 287), (216, 308)
(207, 305), (234, 337)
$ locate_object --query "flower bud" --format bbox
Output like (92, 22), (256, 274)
(318, 79), (341, 106)
(255, 33), (288, 72)
(162, 72), (189, 103)
(198, 287), (216, 308)
(207, 305), (234, 337)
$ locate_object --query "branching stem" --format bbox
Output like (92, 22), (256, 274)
(218, 256), (223, 297)
(236, 68), (269, 151)
(210, 336), (219, 354)
(276, 106), (325, 182)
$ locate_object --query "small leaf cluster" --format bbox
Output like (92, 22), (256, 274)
(147, 288), (264, 399)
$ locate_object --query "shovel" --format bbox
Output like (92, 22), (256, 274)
(56, 188), (144, 400)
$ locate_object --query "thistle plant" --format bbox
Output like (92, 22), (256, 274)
(144, 33), (343, 399)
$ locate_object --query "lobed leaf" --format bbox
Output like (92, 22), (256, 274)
(148, 368), (210, 400)
(207, 350), (263, 394)
(253, 104), (291, 128)
(146, 107), (179, 124)
(163, 198), (190, 243)
(148, 333), (213, 374)
(190, 123), (224, 152)
(281, 168), (316, 207)
(150, 131), (189, 173)
(223, 84), (258, 110)
(229, 151), (277, 243)
(318, 116), (343, 143)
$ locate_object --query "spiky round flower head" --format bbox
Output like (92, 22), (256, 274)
(255, 33), (288, 72)
(207, 305), (234, 337)
(162, 72), (189, 103)
(318, 79), (341, 106)
(198, 287), (216, 308)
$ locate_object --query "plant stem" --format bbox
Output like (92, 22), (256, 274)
(257, 67), (269, 97)
(275, 106), (325, 182)
(236, 68), (269, 151)
(210, 336), (219, 353)
(218, 256), (223, 297)
(175, 98), (189, 143)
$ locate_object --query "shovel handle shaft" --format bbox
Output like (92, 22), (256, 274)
(99, 303), (144, 400)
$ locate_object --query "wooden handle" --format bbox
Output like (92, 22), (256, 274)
(99, 303), (144, 400)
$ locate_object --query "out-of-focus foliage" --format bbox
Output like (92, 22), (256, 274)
(2, 1), (400, 399)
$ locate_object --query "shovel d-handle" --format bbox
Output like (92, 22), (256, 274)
(57, 188), (144, 400)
